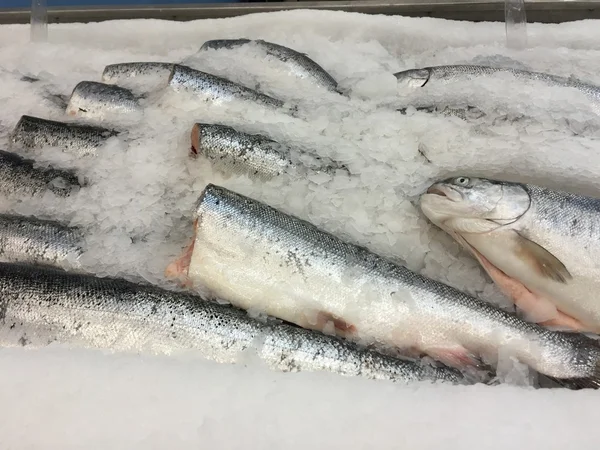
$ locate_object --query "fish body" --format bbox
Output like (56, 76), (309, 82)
(199, 39), (340, 93)
(0, 150), (81, 198)
(10, 115), (118, 157)
(167, 184), (600, 386)
(394, 65), (600, 101)
(0, 262), (464, 385)
(191, 123), (293, 180)
(0, 214), (83, 267)
(190, 123), (347, 180)
(398, 105), (485, 121)
(167, 64), (286, 110)
(66, 81), (141, 118)
(102, 62), (175, 86)
(420, 176), (600, 333)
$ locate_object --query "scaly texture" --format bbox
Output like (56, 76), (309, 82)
(180, 184), (600, 385)
(0, 262), (464, 385)
(199, 39), (340, 93)
(0, 150), (81, 198)
(168, 64), (285, 109)
(10, 115), (118, 157)
(0, 214), (83, 267)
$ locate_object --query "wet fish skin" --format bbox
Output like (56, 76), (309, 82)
(10, 115), (119, 157)
(102, 62), (176, 86)
(66, 81), (141, 118)
(0, 214), (83, 268)
(0, 150), (82, 198)
(397, 105), (486, 121)
(199, 39), (340, 93)
(169, 184), (600, 387)
(191, 123), (351, 180)
(168, 64), (286, 110)
(394, 65), (600, 103)
(191, 123), (293, 180)
(420, 176), (600, 334)
(0, 262), (465, 385)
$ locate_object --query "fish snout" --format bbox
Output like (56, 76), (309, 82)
(425, 183), (460, 201)
(394, 69), (430, 88)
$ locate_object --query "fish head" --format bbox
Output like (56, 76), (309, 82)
(420, 176), (531, 234)
(394, 69), (431, 88)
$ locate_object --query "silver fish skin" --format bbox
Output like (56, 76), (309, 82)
(191, 123), (293, 180)
(66, 81), (141, 119)
(420, 176), (600, 334)
(190, 123), (348, 180)
(167, 64), (286, 110)
(102, 62), (175, 85)
(0, 150), (82, 198)
(199, 39), (340, 93)
(0, 214), (83, 268)
(398, 105), (486, 121)
(394, 65), (600, 104)
(10, 115), (118, 157)
(0, 262), (465, 385)
(168, 184), (600, 387)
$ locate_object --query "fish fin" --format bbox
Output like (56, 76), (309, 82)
(444, 218), (498, 234)
(472, 246), (592, 331)
(512, 232), (572, 283)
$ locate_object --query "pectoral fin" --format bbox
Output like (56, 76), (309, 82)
(512, 232), (572, 284)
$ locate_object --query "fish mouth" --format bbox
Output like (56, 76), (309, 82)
(425, 183), (459, 201)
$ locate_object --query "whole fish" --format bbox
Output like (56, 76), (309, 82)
(420, 176), (600, 334)
(0, 150), (82, 198)
(190, 123), (349, 180)
(0, 214), (83, 267)
(102, 62), (175, 85)
(66, 81), (141, 118)
(0, 262), (464, 385)
(394, 65), (600, 107)
(166, 183), (600, 387)
(199, 39), (340, 93)
(10, 115), (119, 157)
(168, 64), (286, 110)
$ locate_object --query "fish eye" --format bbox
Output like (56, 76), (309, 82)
(454, 177), (470, 186)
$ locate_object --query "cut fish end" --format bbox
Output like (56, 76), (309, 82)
(165, 220), (197, 284)
(190, 123), (201, 156)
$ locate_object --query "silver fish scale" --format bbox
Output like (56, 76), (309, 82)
(67, 81), (140, 115)
(0, 214), (83, 267)
(10, 115), (118, 157)
(0, 150), (81, 198)
(168, 65), (285, 109)
(102, 62), (175, 83)
(199, 39), (339, 93)
(0, 262), (464, 384)
(193, 184), (600, 382)
(427, 65), (600, 102)
(524, 184), (600, 238)
(196, 123), (293, 180)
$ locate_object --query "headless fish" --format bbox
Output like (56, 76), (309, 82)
(10, 115), (119, 157)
